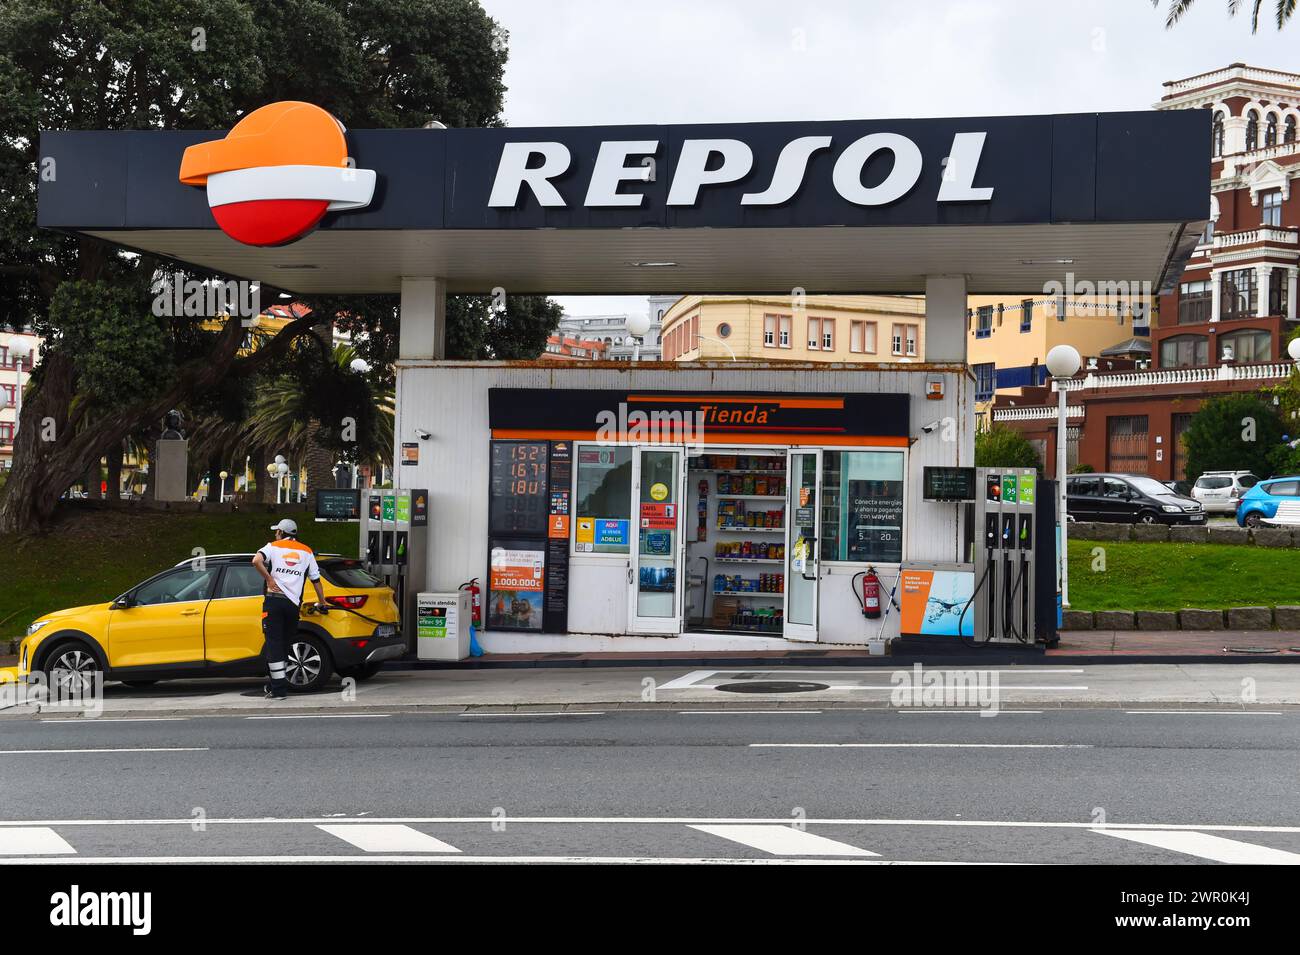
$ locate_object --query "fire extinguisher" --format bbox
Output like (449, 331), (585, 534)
(460, 578), (482, 629)
(861, 567), (881, 619)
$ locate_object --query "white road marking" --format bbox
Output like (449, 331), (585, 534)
(655, 668), (1089, 691)
(750, 743), (1090, 749)
(691, 824), (878, 857)
(457, 711), (606, 717)
(244, 714), (392, 720)
(0, 827), (76, 855)
(0, 855), (1009, 865)
(0, 747), (207, 755)
(1094, 828), (1300, 864)
(317, 824), (460, 853)
(680, 710), (822, 715)
(655, 670), (720, 690)
(897, 710), (1043, 715)
(1123, 710), (1281, 716)
(40, 718), (189, 724)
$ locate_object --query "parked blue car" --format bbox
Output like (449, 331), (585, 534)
(1235, 476), (1300, 527)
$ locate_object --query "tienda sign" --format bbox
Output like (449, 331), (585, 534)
(179, 101), (376, 246)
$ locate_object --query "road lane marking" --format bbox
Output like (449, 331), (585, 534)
(40, 718), (189, 724)
(691, 824), (878, 857)
(897, 710), (1043, 715)
(317, 824), (460, 853)
(0, 855), (1009, 865)
(679, 710), (822, 715)
(1123, 710), (1281, 716)
(1093, 829), (1300, 864)
(0, 747), (208, 755)
(244, 714), (392, 720)
(750, 743), (1090, 749)
(0, 827), (75, 855)
(457, 712), (606, 717)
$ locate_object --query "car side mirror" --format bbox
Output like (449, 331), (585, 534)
(111, 595), (134, 610)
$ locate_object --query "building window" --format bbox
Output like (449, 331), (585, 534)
(1199, 218), (1215, 245)
(690, 314), (699, 352)
(717, 322), (731, 338)
(1020, 299), (1032, 333)
(807, 317), (821, 350)
(0, 422), (12, 445)
(819, 451), (904, 564)
(779, 316), (791, 348)
(1287, 116), (1297, 144)
(975, 305), (993, 339)
(1212, 113), (1225, 156)
(1, 383), (14, 407)
(1262, 189), (1283, 228)
(1271, 267), (1290, 317)
(822, 318), (834, 350)
(1219, 328), (1272, 363)
(896, 324), (918, 356)
(850, 320), (876, 354)
(1159, 334), (1209, 368)
(1246, 111), (1259, 151)
(1178, 279), (1212, 324)
(1221, 268), (1257, 320)
(573, 446), (633, 555)
(973, 362), (996, 401)
(1266, 113), (1279, 148)
(763, 314), (776, 347)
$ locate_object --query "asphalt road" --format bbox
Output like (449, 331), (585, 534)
(2, 707), (1299, 864)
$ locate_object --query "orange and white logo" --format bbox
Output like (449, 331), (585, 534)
(179, 101), (376, 247)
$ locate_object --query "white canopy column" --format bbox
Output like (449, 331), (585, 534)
(399, 277), (448, 360)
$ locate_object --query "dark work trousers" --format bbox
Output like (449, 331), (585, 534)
(262, 595), (300, 692)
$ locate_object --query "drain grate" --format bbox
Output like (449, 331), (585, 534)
(715, 681), (830, 694)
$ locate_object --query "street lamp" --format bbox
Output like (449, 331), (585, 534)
(349, 357), (371, 374)
(219, 470), (229, 503)
(1045, 344), (1082, 609)
(276, 461), (290, 504)
(624, 313), (651, 363)
(1288, 337), (1300, 367)
(9, 338), (32, 438)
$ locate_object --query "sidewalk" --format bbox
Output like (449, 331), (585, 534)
(7, 662), (1300, 719)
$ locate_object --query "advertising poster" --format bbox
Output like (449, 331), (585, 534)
(639, 502), (676, 530)
(1018, 473), (1035, 506)
(900, 568), (975, 637)
(488, 544), (545, 631)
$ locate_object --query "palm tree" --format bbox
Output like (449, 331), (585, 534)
(1157, 0), (1296, 31)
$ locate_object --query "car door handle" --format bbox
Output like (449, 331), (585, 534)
(180, 608), (202, 616)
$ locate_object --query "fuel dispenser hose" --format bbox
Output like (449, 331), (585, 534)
(301, 603), (394, 627)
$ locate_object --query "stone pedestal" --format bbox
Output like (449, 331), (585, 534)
(154, 439), (189, 502)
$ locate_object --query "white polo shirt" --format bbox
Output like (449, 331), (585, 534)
(256, 539), (320, 605)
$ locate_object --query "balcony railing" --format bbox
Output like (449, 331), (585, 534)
(1212, 227), (1299, 250)
(1164, 65), (1300, 95)
(992, 405), (1084, 422)
(1052, 361), (1293, 393)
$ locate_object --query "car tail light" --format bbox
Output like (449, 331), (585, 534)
(327, 595), (368, 609)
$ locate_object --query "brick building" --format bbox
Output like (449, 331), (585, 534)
(994, 64), (1300, 479)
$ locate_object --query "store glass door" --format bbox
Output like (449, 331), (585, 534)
(629, 446), (684, 634)
(784, 450), (821, 642)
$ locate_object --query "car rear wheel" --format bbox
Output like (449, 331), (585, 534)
(285, 634), (333, 692)
(1244, 512), (1263, 528)
(43, 641), (103, 695)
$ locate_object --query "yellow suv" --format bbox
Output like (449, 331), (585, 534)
(19, 554), (404, 692)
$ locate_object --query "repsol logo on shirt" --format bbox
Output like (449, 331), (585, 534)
(49, 885), (151, 935)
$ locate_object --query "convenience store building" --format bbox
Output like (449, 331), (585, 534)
(38, 105), (1208, 650)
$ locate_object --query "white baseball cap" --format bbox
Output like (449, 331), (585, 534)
(271, 518), (299, 535)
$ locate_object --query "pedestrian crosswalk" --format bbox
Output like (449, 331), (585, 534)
(1, 820), (1299, 864)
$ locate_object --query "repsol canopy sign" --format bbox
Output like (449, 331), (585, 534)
(38, 110), (1207, 236)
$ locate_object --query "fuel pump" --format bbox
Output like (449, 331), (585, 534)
(358, 488), (429, 655)
(973, 467), (1036, 644)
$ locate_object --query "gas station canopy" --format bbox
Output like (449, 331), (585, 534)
(38, 110), (1208, 295)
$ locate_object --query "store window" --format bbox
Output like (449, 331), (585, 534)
(1178, 279), (1212, 324)
(1159, 333), (1208, 368)
(850, 320), (876, 354)
(1220, 268), (1256, 320)
(819, 451), (904, 564)
(573, 446), (633, 554)
(1262, 189), (1283, 228)
(1218, 328), (1272, 363)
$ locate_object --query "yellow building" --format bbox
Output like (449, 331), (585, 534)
(660, 294), (926, 363)
(966, 294), (1149, 423)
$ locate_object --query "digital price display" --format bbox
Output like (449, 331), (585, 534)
(315, 488), (360, 521)
(489, 441), (550, 536)
(923, 466), (976, 502)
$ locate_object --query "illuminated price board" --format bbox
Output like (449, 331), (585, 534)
(489, 441), (550, 536)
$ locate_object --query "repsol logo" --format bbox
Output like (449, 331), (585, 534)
(488, 132), (994, 209)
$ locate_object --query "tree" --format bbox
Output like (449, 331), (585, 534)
(0, 0), (509, 534)
(1155, 0), (1296, 31)
(1182, 394), (1286, 482)
(975, 426), (1042, 472)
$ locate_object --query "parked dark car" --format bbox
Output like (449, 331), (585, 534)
(1066, 473), (1206, 525)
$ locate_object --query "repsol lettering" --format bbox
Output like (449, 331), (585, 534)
(487, 132), (993, 209)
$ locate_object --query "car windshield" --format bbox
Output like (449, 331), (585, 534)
(1128, 476), (1177, 497)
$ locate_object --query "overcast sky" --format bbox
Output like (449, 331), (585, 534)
(478, 0), (1297, 316)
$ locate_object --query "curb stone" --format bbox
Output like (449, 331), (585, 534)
(1178, 609), (1226, 630)
(1093, 610), (1135, 630)
(1136, 610), (1178, 630)
(1227, 606), (1274, 630)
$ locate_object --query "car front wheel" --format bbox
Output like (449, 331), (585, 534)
(1136, 510), (1159, 525)
(43, 642), (104, 696)
(285, 634), (333, 692)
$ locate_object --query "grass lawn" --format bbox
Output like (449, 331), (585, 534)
(1068, 538), (1300, 611)
(0, 504), (358, 640)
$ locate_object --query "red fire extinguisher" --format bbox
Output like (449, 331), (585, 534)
(862, 567), (881, 619)
(460, 578), (482, 629)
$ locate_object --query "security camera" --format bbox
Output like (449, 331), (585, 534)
(921, 420), (942, 434)
(415, 429), (432, 441)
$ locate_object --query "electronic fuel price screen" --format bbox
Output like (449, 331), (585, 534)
(489, 441), (550, 535)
